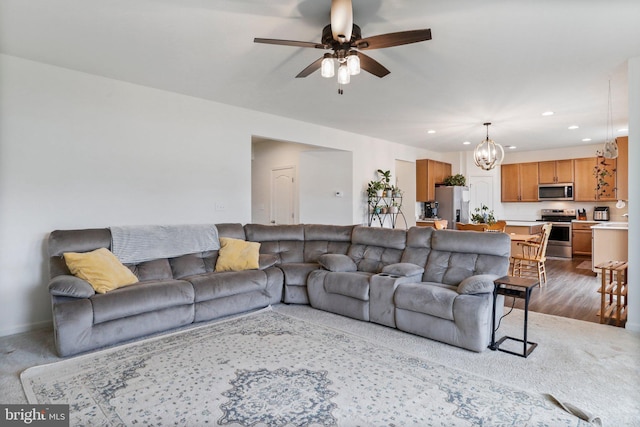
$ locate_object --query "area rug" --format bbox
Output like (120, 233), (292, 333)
(21, 308), (592, 426)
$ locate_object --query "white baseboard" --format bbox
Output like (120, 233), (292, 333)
(625, 321), (640, 333)
(0, 320), (52, 338)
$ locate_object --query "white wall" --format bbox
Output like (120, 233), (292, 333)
(625, 56), (639, 332)
(300, 150), (353, 225)
(0, 54), (435, 336)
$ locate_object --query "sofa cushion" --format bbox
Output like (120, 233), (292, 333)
(130, 258), (173, 282)
(278, 263), (321, 285)
(303, 225), (354, 262)
(91, 279), (194, 324)
(324, 272), (372, 301)
(348, 226), (406, 273)
(395, 282), (457, 321)
(170, 253), (208, 279)
(259, 254), (279, 270)
(189, 270), (267, 302)
(63, 248), (139, 294)
(318, 254), (357, 272)
(381, 263), (424, 277)
(215, 238), (260, 272)
(457, 274), (499, 295)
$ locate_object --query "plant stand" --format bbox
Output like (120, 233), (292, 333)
(367, 194), (407, 229)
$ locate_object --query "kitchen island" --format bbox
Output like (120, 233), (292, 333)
(505, 221), (543, 257)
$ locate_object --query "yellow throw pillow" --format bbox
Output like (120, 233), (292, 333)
(215, 237), (260, 272)
(63, 248), (139, 294)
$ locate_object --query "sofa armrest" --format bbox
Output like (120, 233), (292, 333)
(381, 262), (424, 278)
(49, 275), (95, 298)
(457, 274), (500, 295)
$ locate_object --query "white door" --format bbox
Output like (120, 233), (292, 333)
(271, 167), (296, 224)
(468, 176), (494, 217)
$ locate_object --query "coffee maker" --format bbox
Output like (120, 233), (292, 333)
(424, 201), (439, 219)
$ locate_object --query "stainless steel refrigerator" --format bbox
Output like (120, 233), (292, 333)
(435, 186), (470, 229)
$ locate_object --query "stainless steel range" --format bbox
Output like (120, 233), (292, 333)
(538, 209), (576, 258)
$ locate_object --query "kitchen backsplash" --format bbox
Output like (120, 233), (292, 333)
(499, 200), (629, 222)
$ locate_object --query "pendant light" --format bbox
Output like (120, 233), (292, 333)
(337, 63), (350, 85)
(473, 122), (504, 171)
(601, 80), (618, 159)
(321, 53), (335, 78)
(347, 51), (360, 75)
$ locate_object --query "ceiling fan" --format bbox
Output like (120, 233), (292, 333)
(254, 0), (432, 94)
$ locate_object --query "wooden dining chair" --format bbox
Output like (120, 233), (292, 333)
(455, 223), (489, 232)
(510, 223), (553, 286)
(433, 219), (448, 230)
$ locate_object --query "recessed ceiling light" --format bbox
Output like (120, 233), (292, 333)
(505, 145), (516, 149)
(617, 128), (628, 132)
(462, 141), (471, 145)
(427, 130), (436, 134)
(568, 125), (579, 130)
(582, 138), (592, 142)
(542, 111), (554, 116)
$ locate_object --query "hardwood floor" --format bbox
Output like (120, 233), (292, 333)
(504, 256), (624, 327)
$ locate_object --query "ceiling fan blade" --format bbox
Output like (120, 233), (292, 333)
(355, 29), (432, 50)
(296, 57), (324, 78)
(357, 52), (390, 78)
(331, 0), (353, 42)
(254, 38), (327, 50)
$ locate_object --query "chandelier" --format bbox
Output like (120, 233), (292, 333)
(601, 80), (618, 159)
(474, 122), (505, 170)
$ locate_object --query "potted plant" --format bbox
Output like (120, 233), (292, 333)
(391, 185), (403, 198)
(443, 174), (466, 187)
(377, 169), (393, 196)
(470, 204), (496, 225)
(389, 202), (399, 214)
(367, 180), (385, 198)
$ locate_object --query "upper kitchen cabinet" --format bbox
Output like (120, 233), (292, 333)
(538, 159), (574, 184)
(574, 157), (617, 201)
(616, 136), (628, 200)
(416, 159), (452, 201)
(501, 162), (539, 202)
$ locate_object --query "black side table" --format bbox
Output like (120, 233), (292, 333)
(490, 275), (540, 358)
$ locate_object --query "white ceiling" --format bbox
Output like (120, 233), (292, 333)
(1, 0), (639, 153)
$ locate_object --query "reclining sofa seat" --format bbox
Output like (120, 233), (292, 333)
(47, 223), (283, 356)
(307, 226), (407, 321)
(393, 227), (510, 352)
(244, 224), (354, 304)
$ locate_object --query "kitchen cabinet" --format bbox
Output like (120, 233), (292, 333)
(416, 159), (452, 201)
(616, 136), (628, 200)
(572, 221), (597, 256)
(574, 157), (617, 202)
(501, 162), (539, 202)
(538, 159), (574, 184)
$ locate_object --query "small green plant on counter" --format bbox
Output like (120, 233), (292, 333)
(442, 174), (466, 186)
(470, 204), (496, 225)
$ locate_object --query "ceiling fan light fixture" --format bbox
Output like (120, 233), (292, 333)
(337, 63), (350, 84)
(473, 122), (504, 171)
(321, 54), (335, 78)
(347, 51), (360, 75)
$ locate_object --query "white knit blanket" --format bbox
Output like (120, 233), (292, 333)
(110, 224), (220, 264)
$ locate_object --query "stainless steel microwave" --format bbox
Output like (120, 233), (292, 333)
(538, 183), (574, 201)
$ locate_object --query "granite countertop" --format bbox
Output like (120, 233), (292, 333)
(591, 222), (629, 230)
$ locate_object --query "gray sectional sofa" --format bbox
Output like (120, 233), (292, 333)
(47, 223), (510, 356)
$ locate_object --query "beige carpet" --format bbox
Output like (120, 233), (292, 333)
(3, 304), (640, 425)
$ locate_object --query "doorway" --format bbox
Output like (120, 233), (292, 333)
(271, 166), (296, 224)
